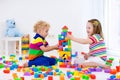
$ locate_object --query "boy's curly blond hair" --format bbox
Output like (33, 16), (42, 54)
(33, 20), (50, 33)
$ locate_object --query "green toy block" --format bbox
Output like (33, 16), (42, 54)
(70, 77), (75, 80)
(14, 78), (22, 80)
(44, 66), (48, 71)
(68, 40), (71, 45)
(2, 56), (5, 59)
(68, 48), (71, 51)
(106, 62), (112, 66)
(82, 75), (89, 80)
(109, 57), (114, 61)
(58, 34), (61, 38)
(62, 29), (68, 32)
(0, 63), (4, 69)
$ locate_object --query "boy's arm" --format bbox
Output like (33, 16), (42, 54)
(40, 44), (58, 52)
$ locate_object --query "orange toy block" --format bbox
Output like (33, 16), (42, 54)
(110, 69), (117, 74)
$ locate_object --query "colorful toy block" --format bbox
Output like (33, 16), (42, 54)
(106, 57), (114, 66)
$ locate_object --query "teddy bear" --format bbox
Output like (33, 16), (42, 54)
(5, 19), (22, 37)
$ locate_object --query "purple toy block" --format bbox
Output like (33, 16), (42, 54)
(95, 68), (102, 72)
(104, 69), (110, 73)
(24, 72), (31, 76)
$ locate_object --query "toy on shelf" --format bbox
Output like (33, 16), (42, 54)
(5, 19), (22, 37)
(58, 26), (72, 68)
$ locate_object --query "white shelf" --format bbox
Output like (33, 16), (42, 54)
(2, 37), (22, 55)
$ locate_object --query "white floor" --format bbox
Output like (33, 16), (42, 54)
(0, 53), (119, 80)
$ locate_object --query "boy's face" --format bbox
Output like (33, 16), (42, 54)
(86, 22), (94, 36)
(39, 27), (49, 38)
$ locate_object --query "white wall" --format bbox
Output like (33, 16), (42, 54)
(0, 0), (104, 54)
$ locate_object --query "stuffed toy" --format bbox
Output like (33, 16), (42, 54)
(5, 19), (22, 37)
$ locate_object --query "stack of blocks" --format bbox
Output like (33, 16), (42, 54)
(106, 57), (114, 67)
(58, 26), (72, 68)
(21, 34), (30, 54)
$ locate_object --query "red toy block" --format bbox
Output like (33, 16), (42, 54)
(30, 71), (34, 75)
(20, 77), (24, 80)
(68, 31), (72, 35)
(48, 76), (53, 80)
(116, 66), (120, 72)
(107, 60), (112, 63)
(70, 64), (75, 68)
(90, 74), (96, 79)
(3, 69), (10, 73)
(59, 63), (67, 68)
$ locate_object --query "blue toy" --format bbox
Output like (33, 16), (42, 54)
(5, 19), (22, 37)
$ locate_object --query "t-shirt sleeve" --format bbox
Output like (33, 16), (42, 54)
(89, 34), (100, 43)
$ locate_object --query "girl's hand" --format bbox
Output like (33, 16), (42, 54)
(81, 52), (88, 60)
(67, 33), (74, 40)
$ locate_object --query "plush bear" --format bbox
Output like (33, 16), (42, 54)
(5, 19), (22, 37)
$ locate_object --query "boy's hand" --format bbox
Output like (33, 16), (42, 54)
(54, 44), (59, 50)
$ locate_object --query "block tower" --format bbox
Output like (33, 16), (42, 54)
(58, 25), (72, 68)
(21, 34), (30, 54)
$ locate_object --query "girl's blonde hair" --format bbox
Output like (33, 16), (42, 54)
(88, 19), (104, 39)
(34, 20), (50, 33)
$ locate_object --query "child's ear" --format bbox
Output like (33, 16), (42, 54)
(37, 28), (41, 33)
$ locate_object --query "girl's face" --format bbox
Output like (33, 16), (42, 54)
(39, 27), (49, 38)
(86, 22), (94, 36)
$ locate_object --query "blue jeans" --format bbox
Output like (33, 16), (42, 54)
(28, 55), (57, 67)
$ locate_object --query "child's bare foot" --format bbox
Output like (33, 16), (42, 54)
(101, 65), (110, 69)
(104, 65), (110, 69)
(23, 62), (28, 68)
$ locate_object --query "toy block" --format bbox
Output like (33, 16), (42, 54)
(110, 75), (116, 79)
(48, 76), (53, 80)
(116, 74), (120, 78)
(73, 70), (79, 77)
(110, 69), (117, 74)
(34, 73), (39, 78)
(70, 77), (75, 80)
(39, 74), (44, 79)
(90, 74), (96, 79)
(14, 78), (22, 80)
(68, 31), (72, 35)
(24, 72), (31, 76)
(0, 63), (4, 68)
(82, 75), (89, 80)
(74, 77), (80, 80)
(60, 74), (65, 80)
(3, 69), (10, 73)
(12, 73), (18, 79)
(116, 66), (120, 72)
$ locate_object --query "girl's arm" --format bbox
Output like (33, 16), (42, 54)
(40, 44), (58, 52)
(67, 33), (93, 44)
